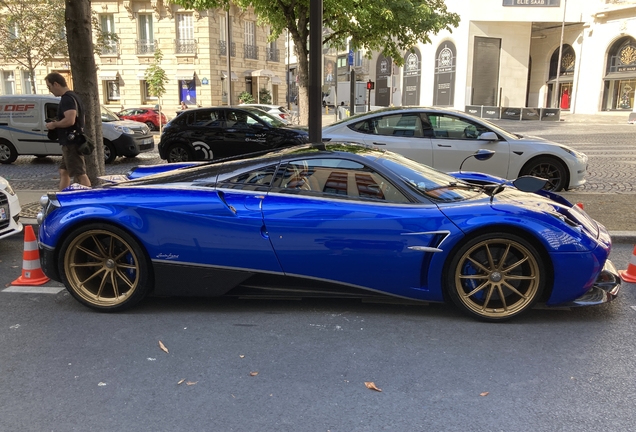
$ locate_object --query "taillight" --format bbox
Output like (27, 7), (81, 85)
(280, 114), (287, 119)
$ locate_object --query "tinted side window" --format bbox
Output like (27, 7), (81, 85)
(191, 110), (223, 127)
(217, 164), (278, 191)
(425, 114), (490, 139)
(350, 113), (431, 138)
(274, 158), (409, 203)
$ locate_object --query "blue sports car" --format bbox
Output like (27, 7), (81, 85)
(37, 144), (620, 321)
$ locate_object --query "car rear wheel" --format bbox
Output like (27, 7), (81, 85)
(0, 139), (18, 164)
(58, 223), (153, 312)
(520, 156), (568, 191)
(446, 233), (545, 322)
(167, 143), (194, 163)
(103, 140), (117, 164)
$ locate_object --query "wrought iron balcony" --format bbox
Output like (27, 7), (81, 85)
(219, 40), (236, 57)
(244, 44), (259, 60)
(136, 39), (156, 55)
(175, 39), (197, 55)
(101, 42), (119, 56)
(266, 48), (280, 62)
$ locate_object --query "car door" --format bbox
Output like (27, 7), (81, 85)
(223, 109), (274, 157)
(350, 112), (434, 166)
(183, 109), (225, 160)
(6, 99), (57, 155)
(261, 157), (455, 300)
(425, 112), (510, 177)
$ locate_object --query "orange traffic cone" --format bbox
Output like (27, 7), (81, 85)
(619, 245), (636, 283)
(12, 225), (50, 286)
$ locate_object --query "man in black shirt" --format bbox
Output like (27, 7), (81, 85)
(44, 72), (91, 190)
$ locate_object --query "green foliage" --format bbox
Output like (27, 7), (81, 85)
(238, 90), (255, 104)
(172, 0), (460, 68)
(259, 88), (271, 104)
(144, 49), (169, 99)
(0, 0), (68, 92)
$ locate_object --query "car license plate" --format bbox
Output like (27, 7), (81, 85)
(142, 138), (153, 145)
(0, 206), (6, 221)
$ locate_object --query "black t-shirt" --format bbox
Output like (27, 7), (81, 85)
(56, 91), (83, 145)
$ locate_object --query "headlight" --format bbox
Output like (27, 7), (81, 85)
(560, 146), (585, 159)
(114, 125), (134, 135)
(3, 183), (15, 196)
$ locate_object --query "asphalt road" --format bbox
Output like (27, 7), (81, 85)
(1, 232), (635, 431)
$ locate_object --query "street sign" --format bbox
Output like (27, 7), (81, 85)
(348, 50), (354, 66)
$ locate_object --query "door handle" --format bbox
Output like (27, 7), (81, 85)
(372, 142), (386, 146)
(437, 144), (452, 147)
(32, 129), (41, 132)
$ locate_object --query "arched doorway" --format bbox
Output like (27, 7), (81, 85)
(433, 41), (456, 107)
(402, 47), (421, 106)
(602, 36), (636, 111)
(546, 44), (575, 109)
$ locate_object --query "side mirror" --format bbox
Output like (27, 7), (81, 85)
(459, 148), (495, 172)
(513, 175), (547, 192)
(479, 132), (498, 141)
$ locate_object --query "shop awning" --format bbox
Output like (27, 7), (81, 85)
(251, 69), (275, 78)
(221, 71), (239, 81)
(175, 69), (195, 80)
(271, 76), (282, 85)
(98, 70), (119, 80)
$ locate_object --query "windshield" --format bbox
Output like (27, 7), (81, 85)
(373, 152), (484, 201)
(101, 105), (120, 122)
(242, 107), (286, 127)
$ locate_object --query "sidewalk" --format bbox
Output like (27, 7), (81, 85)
(16, 189), (636, 244)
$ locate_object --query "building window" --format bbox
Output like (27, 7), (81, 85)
(22, 71), (34, 94)
(219, 15), (235, 57)
(266, 29), (279, 62)
(100, 14), (118, 55)
(8, 21), (18, 39)
(603, 36), (636, 111)
(137, 14), (155, 54)
(106, 80), (120, 102)
(2, 71), (16, 95)
(176, 13), (195, 54)
(244, 21), (258, 59)
(142, 80), (158, 104)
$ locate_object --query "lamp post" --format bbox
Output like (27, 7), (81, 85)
(226, 10), (233, 106)
(554, 0), (567, 109)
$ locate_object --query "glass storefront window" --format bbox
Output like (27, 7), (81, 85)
(615, 79), (635, 110)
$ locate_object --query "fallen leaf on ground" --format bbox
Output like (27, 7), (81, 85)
(480, 392), (489, 397)
(250, 372), (259, 376)
(159, 340), (169, 353)
(177, 379), (185, 385)
(186, 381), (197, 386)
(364, 382), (382, 392)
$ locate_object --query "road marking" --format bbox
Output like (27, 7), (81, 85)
(3, 286), (65, 294)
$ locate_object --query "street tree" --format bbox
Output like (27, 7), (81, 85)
(172, 0), (459, 123)
(0, 0), (67, 94)
(65, 0), (104, 183)
(144, 50), (169, 134)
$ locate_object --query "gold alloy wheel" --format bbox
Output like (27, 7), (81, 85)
(453, 238), (541, 319)
(63, 229), (141, 307)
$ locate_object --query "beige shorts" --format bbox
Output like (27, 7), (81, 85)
(60, 144), (87, 178)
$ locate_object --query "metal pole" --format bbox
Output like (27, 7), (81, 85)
(554, 0), (567, 108)
(308, 0), (323, 143)
(287, 30), (291, 111)
(226, 10), (233, 106)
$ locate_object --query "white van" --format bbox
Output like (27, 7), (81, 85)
(0, 95), (154, 164)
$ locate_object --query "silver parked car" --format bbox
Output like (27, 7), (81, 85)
(322, 107), (588, 191)
(238, 104), (293, 123)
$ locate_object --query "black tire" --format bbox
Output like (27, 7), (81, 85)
(520, 156), (568, 191)
(145, 121), (156, 131)
(57, 223), (153, 312)
(103, 140), (117, 164)
(445, 232), (545, 322)
(167, 143), (194, 163)
(0, 139), (18, 164)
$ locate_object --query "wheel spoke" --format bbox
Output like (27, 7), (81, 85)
(502, 280), (528, 299)
(502, 255), (528, 272)
(77, 244), (103, 260)
(498, 243), (511, 270)
(496, 285), (508, 311)
(505, 274), (535, 281)
(110, 271), (120, 299)
(481, 286), (495, 311)
(70, 261), (102, 268)
(467, 256), (491, 273)
(95, 270), (110, 300)
(485, 244), (495, 269)
(90, 234), (108, 257)
(464, 280), (490, 298)
(115, 268), (135, 289)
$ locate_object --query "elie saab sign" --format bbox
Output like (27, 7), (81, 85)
(503, 0), (560, 6)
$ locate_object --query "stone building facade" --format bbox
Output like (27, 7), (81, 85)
(0, 1), (288, 118)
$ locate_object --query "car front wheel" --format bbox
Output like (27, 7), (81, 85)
(446, 233), (545, 322)
(103, 140), (117, 164)
(520, 156), (568, 191)
(58, 223), (153, 312)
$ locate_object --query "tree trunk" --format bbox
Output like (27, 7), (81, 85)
(65, 0), (104, 183)
(291, 30), (310, 125)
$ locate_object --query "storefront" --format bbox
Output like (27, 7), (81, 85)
(602, 36), (636, 111)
